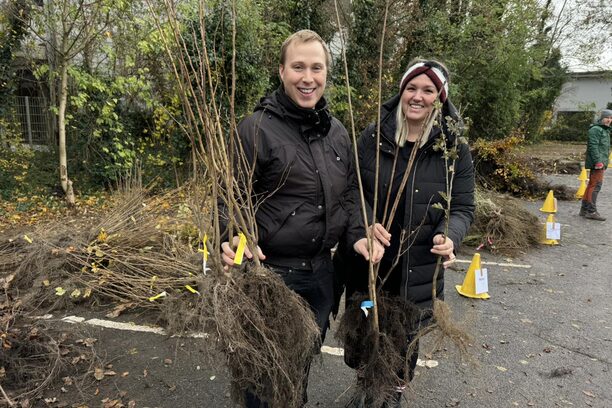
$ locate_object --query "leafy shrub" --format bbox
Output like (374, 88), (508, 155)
(542, 111), (594, 142)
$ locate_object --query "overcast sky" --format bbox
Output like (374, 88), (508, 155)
(549, 0), (612, 71)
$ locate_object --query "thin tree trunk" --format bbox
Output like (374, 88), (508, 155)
(58, 60), (71, 200)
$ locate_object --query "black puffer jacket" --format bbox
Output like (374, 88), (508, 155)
(336, 94), (475, 310)
(229, 87), (364, 267)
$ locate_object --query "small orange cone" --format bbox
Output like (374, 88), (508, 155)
(540, 213), (559, 245)
(539, 190), (557, 213)
(456, 253), (490, 299)
(575, 179), (587, 199)
(577, 168), (588, 181)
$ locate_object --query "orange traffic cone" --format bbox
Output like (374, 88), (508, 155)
(539, 190), (557, 213)
(575, 179), (587, 199)
(541, 213), (559, 245)
(577, 168), (588, 181)
(456, 253), (490, 299)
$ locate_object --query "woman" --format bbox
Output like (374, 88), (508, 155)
(336, 59), (475, 407)
(220, 30), (383, 408)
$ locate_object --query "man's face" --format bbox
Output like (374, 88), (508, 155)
(279, 41), (327, 109)
(602, 116), (612, 127)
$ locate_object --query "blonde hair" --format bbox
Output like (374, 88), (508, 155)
(395, 58), (449, 146)
(280, 30), (332, 68)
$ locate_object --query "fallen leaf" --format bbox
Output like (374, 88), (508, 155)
(582, 390), (596, 398)
(128, 401), (136, 408)
(0, 367), (5, 379)
(62, 376), (73, 385)
(143, 369), (148, 378)
(106, 303), (135, 318)
(104, 370), (117, 376)
(55, 287), (66, 296)
(496, 366), (508, 372)
(445, 398), (460, 407)
(164, 358), (173, 365)
(0, 274), (15, 290)
(102, 399), (123, 408)
(121, 372), (129, 377)
(210, 376), (216, 381)
(94, 367), (105, 381)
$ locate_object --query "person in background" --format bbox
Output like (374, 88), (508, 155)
(220, 29), (384, 408)
(579, 109), (611, 221)
(335, 59), (475, 407)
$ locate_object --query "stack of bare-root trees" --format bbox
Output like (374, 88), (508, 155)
(145, 1), (320, 407)
(332, 0), (473, 405)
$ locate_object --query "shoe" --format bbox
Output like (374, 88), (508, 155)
(579, 208), (587, 217)
(585, 211), (606, 221)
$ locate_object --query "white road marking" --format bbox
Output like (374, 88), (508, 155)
(57, 315), (441, 364)
(456, 259), (532, 269)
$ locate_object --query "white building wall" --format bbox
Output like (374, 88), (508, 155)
(555, 76), (612, 112)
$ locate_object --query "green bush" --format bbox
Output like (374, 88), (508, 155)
(542, 111), (593, 142)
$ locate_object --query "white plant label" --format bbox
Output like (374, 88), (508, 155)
(546, 222), (561, 240)
(475, 268), (488, 295)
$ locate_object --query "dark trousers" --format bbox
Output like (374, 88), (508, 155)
(582, 168), (605, 212)
(245, 259), (335, 408)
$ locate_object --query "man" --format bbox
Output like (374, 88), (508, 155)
(580, 109), (611, 221)
(220, 30), (383, 407)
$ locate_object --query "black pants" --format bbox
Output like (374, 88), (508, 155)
(245, 258), (335, 408)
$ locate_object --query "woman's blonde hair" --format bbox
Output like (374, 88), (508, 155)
(395, 58), (450, 146)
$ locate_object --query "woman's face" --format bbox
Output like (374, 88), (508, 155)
(401, 74), (438, 125)
(279, 41), (327, 109)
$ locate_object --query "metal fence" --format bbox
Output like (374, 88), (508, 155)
(12, 95), (53, 146)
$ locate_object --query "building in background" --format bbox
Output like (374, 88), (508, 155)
(554, 70), (612, 118)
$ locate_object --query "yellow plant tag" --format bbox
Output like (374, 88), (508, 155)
(233, 233), (247, 265)
(202, 234), (209, 261)
(185, 285), (200, 295)
(148, 291), (167, 302)
(150, 275), (158, 289)
(23, 235), (33, 244)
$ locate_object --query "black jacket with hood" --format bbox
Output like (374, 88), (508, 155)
(335, 94), (475, 310)
(226, 87), (364, 268)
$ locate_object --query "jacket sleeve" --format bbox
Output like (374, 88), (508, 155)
(433, 142), (475, 250)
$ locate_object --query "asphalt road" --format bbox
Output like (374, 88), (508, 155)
(40, 174), (611, 408)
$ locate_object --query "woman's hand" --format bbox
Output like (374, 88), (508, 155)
(221, 235), (266, 270)
(431, 234), (455, 268)
(370, 223), (391, 247)
(353, 237), (385, 263)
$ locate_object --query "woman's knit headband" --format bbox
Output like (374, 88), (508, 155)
(399, 62), (448, 103)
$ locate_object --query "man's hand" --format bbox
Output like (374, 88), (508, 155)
(353, 237), (384, 263)
(431, 234), (455, 269)
(594, 162), (604, 170)
(221, 235), (266, 270)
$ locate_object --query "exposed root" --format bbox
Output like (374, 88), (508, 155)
(204, 265), (320, 408)
(337, 293), (420, 406)
(408, 299), (475, 368)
